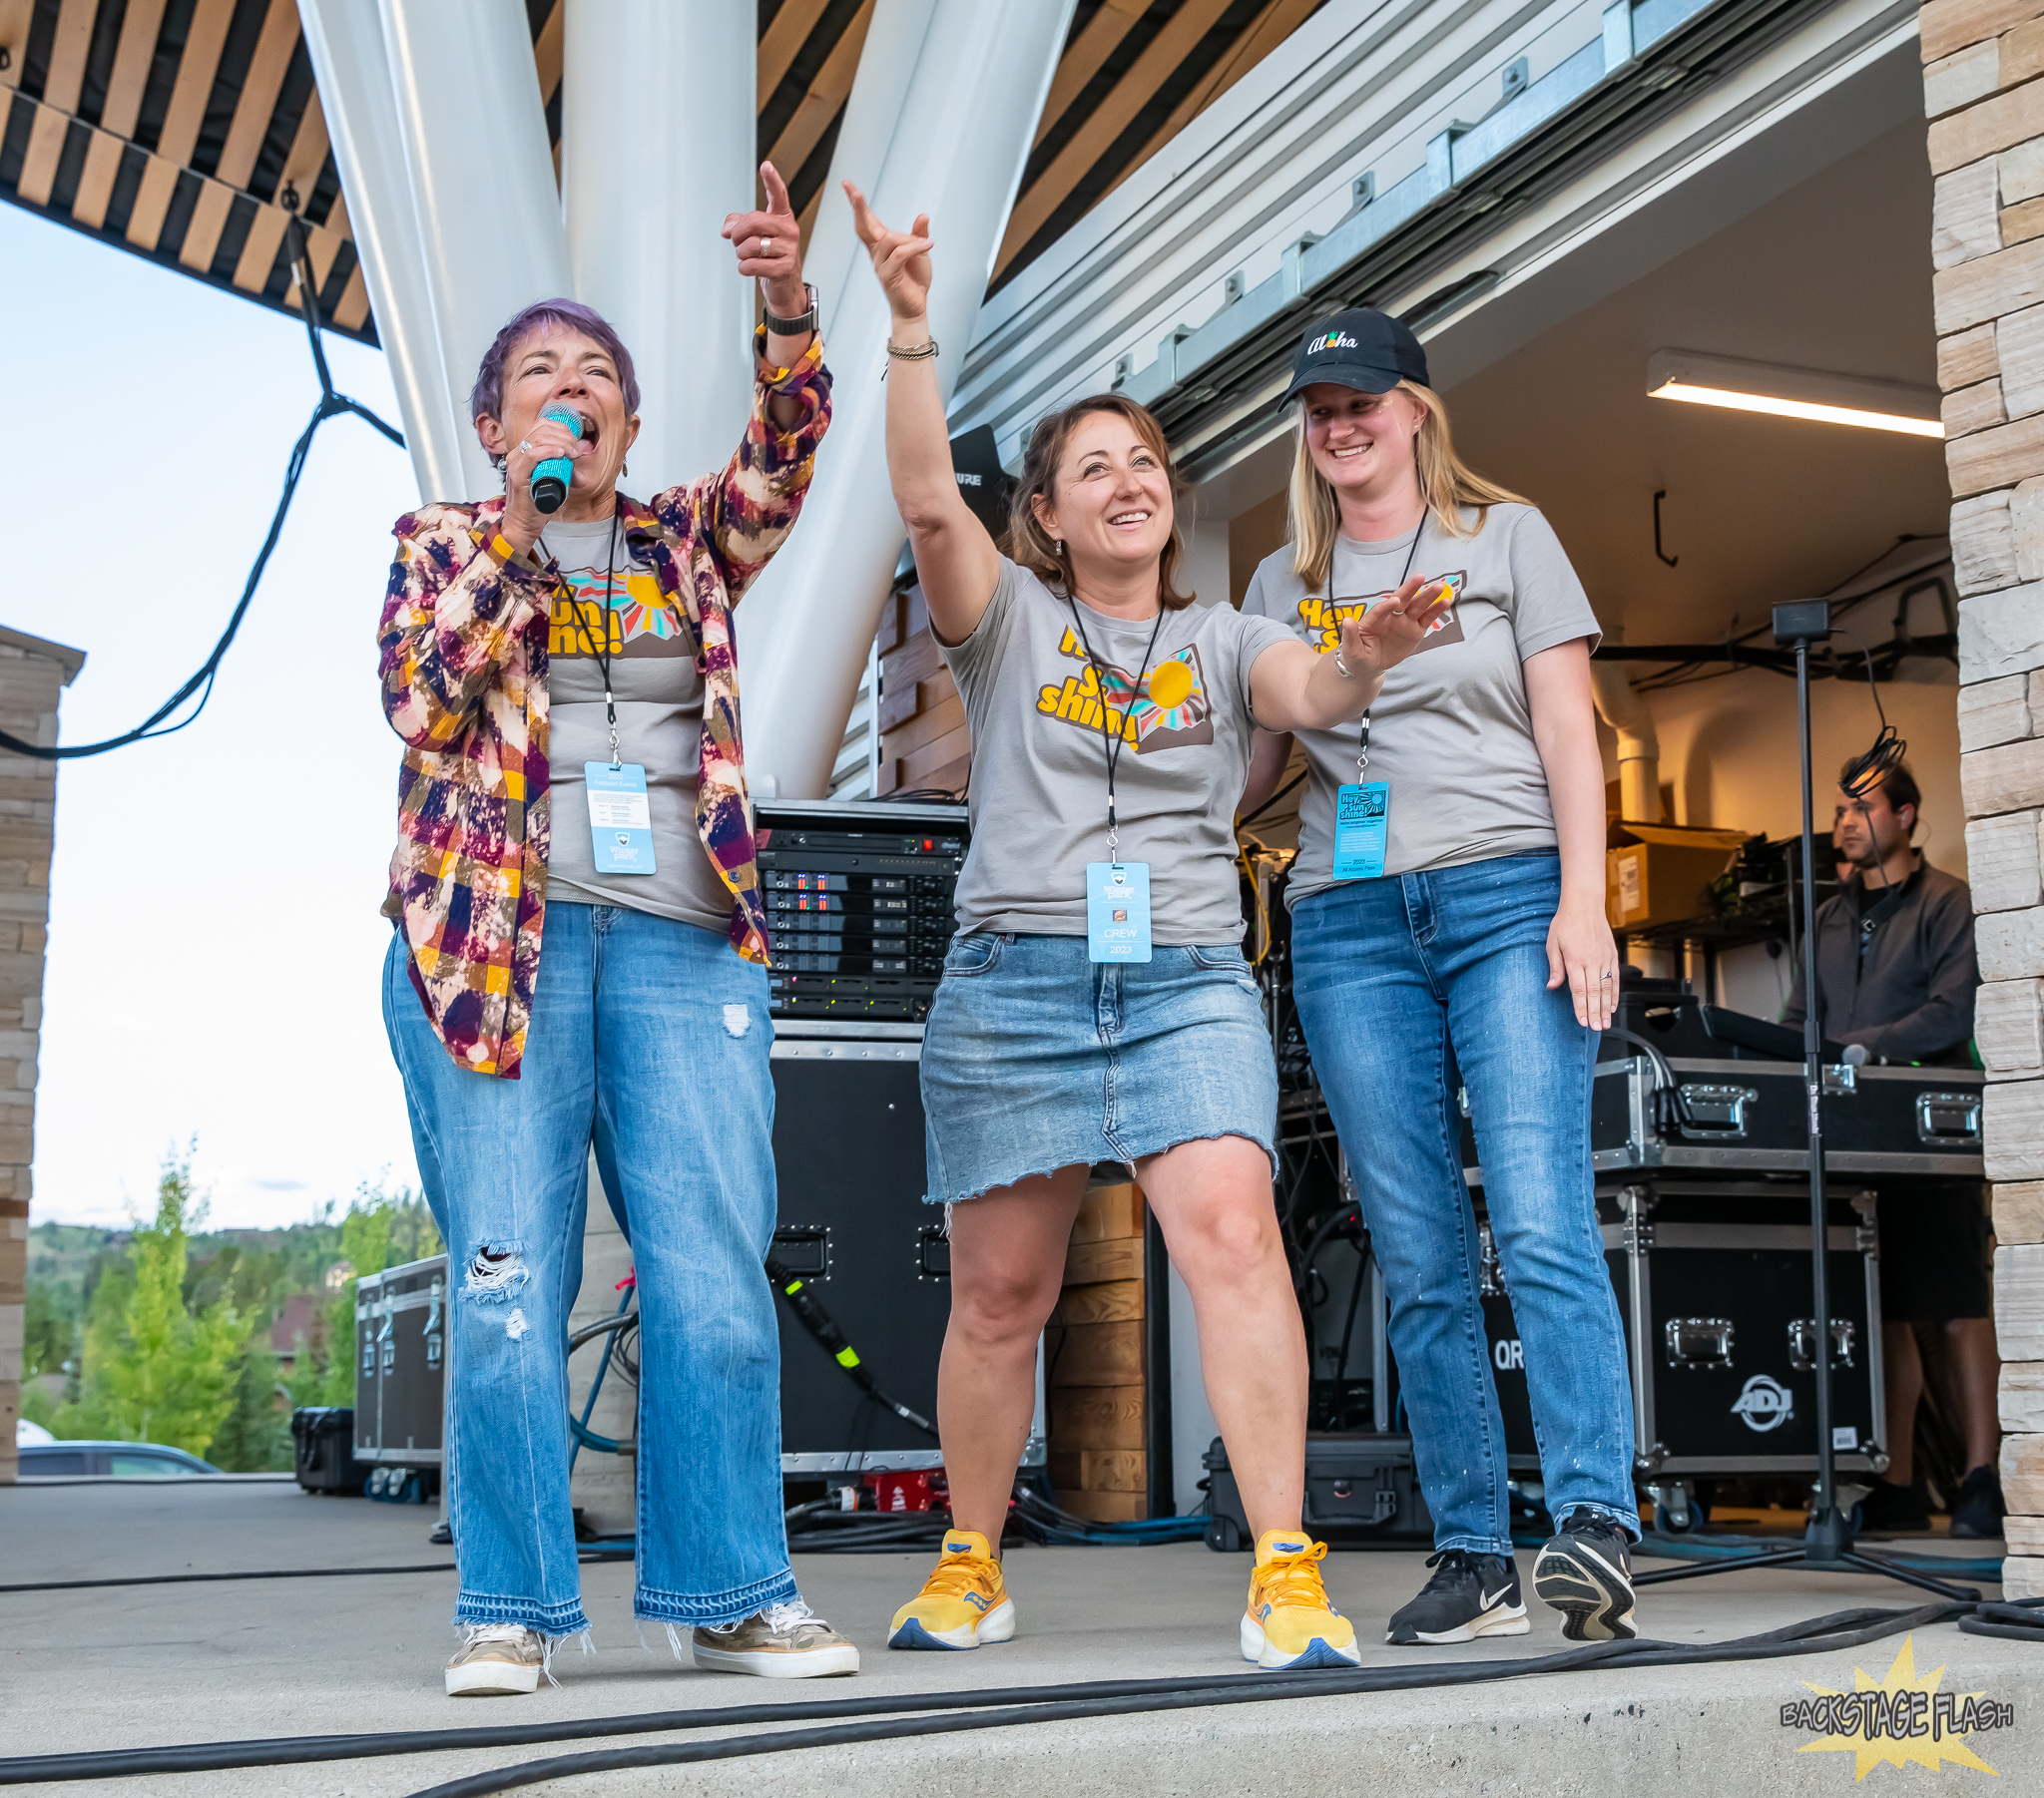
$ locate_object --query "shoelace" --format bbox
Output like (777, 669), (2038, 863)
(1255, 1539), (1333, 1611)
(462, 1622), (536, 1647)
(920, 1551), (1000, 1603)
(1419, 1549), (1479, 1592)
(705, 1598), (827, 1637)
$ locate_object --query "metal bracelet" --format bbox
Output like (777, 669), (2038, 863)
(885, 337), (939, 360)
(1333, 645), (1355, 678)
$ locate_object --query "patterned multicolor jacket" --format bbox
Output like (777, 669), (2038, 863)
(379, 336), (830, 1079)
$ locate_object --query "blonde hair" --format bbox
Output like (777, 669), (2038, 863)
(1010, 393), (1195, 610)
(1287, 380), (1524, 592)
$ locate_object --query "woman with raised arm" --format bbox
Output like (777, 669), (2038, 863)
(845, 185), (1448, 1669)
(1239, 308), (1641, 1649)
(379, 165), (858, 1695)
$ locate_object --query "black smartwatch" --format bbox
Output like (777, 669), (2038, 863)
(765, 282), (819, 337)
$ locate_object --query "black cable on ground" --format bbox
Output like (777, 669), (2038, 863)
(1, 1552), (639, 1595)
(0, 1600), (1978, 1789)
(0, 212), (402, 762)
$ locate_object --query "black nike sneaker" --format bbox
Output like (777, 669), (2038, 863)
(1385, 1550), (1530, 1644)
(1533, 1510), (1637, 1641)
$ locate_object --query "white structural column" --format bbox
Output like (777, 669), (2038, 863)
(377, 0), (575, 501)
(295, 0), (465, 502)
(738, 0), (1076, 799)
(563, 1), (757, 495)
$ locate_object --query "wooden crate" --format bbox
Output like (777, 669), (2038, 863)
(1048, 1179), (1159, 1519)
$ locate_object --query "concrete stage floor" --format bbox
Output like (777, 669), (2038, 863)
(2, 1481), (2037, 1796)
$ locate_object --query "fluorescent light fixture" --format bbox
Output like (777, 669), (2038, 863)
(1646, 349), (1942, 438)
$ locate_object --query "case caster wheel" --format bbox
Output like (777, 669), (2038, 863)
(1205, 1516), (1243, 1553)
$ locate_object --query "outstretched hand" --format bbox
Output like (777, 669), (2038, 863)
(722, 161), (806, 317)
(1336, 577), (1454, 677)
(843, 181), (933, 322)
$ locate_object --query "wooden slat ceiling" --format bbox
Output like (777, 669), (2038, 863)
(0, 0), (1321, 349)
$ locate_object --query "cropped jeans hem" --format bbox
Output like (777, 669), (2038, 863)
(635, 1567), (800, 1627)
(453, 1594), (592, 1636)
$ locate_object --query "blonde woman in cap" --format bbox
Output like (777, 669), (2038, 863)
(1240, 307), (1640, 1648)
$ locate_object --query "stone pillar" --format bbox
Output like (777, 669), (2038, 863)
(1927, 0), (2044, 1594)
(0, 628), (85, 1485)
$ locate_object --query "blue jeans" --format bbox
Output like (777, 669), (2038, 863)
(382, 901), (795, 1634)
(1291, 852), (1640, 1556)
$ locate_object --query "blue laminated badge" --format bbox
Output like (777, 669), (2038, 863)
(1086, 862), (1152, 964)
(586, 761), (656, 874)
(1330, 781), (1389, 881)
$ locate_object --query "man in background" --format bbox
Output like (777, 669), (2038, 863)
(1785, 761), (1997, 1537)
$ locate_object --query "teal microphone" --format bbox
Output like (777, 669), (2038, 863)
(530, 405), (584, 514)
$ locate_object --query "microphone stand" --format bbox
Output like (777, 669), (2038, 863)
(1633, 601), (1977, 1602)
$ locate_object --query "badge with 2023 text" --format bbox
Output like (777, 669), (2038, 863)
(1330, 781), (1390, 881)
(1086, 862), (1152, 963)
(585, 761), (655, 874)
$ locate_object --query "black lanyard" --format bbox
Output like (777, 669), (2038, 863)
(1352, 520), (1423, 778)
(541, 508), (625, 767)
(1063, 595), (1166, 864)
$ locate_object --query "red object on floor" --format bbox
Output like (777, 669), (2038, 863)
(864, 1470), (948, 1513)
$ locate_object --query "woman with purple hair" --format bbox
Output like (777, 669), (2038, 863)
(377, 163), (855, 1693)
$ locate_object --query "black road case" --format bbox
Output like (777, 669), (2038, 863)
(1477, 1178), (1885, 1485)
(1573, 1056), (1982, 1179)
(354, 1254), (447, 1470)
(1204, 1432), (1432, 1549)
(290, 1405), (366, 1493)
(768, 1038), (964, 1477)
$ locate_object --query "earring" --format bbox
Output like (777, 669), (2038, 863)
(622, 460), (629, 477)
(1055, 539), (1064, 555)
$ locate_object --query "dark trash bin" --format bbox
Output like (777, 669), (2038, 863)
(291, 1406), (367, 1494)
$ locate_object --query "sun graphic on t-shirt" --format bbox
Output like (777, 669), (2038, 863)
(1138, 650), (1207, 736)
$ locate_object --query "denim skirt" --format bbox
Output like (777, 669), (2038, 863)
(920, 932), (1279, 1204)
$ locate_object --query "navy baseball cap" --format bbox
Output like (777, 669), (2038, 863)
(1282, 307), (1429, 403)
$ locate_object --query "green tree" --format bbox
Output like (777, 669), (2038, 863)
(58, 1153), (246, 1456)
(209, 1332), (292, 1472)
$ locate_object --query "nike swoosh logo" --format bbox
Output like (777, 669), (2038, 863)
(1481, 1587), (1512, 1608)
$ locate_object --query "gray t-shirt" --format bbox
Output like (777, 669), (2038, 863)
(946, 558), (1292, 941)
(539, 516), (733, 934)
(1241, 504), (1599, 895)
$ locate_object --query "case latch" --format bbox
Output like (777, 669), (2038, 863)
(1788, 1317), (1856, 1369)
(1665, 1316), (1734, 1368)
(1676, 1084), (1758, 1139)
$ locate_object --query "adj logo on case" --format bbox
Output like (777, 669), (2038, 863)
(1732, 1373), (1794, 1433)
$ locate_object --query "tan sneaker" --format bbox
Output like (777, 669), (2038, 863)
(445, 1622), (544, 1696)
(692, 1599), (860, 1677)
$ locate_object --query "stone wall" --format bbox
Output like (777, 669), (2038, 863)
(1927, 0), (2044, 1595)
(0, 628), (84, 1485)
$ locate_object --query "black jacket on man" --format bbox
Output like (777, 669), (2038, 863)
(1783, 857), (1977, 1065)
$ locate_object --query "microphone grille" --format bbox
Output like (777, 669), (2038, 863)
(540, 403), (586, 438)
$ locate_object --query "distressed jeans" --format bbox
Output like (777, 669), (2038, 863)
(1291, 852), (1640, 1557)
(382, 901), (796, 1635)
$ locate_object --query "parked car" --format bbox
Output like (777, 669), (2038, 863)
(16, 1440), (222, 1477)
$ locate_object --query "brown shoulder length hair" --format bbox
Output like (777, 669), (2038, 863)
(1008, 392), (1197, 610)
(1288, 380), (1525, 593)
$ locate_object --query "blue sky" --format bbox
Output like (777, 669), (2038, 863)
(3, 204), (423, 1229)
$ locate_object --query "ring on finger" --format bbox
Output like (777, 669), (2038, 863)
(517, 440), (534, 454)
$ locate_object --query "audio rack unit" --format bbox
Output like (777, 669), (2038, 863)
(755, 799), (968, 1028)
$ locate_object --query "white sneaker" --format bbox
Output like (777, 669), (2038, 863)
(445, 1622), (544, 1696)
(693, 1598), (860, 1677)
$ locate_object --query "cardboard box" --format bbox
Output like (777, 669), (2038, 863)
(1606, 822), (1751, 931)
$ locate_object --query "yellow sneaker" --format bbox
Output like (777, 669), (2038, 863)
(1241, 1531), (1360, 1669)
(887, 1530), (1016, 1650)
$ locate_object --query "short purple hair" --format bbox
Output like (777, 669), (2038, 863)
(468, 298), (641, 427)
